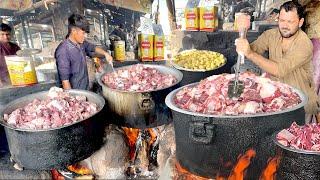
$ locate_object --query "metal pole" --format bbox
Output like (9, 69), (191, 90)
(155, 0), (160, 24)
(51, 17), (57, 42)
(255, 0), (260, 18)
(99, 13), (103, 44)
(263, 0), (267, 13)
(258, 0), (262, 18)
(102, 13), (107, 46)
(39, 32), (44, 49)
(26, 18), (34, 48)
(50, 7), (57, 42)
(20, 18), (30, 48)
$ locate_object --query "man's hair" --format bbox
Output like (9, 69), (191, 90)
(67, 14), (90, 37)
(280, 0), (304, 19)
(0, 23), (12, 32)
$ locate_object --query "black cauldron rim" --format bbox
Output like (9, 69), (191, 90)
(97, 64), (183, 93)
(165, 82), (308, 118)
(0, 89), (105, 132)
(272, 131), (320, 155)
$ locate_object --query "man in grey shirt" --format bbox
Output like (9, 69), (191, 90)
(55, 14), (112, 90)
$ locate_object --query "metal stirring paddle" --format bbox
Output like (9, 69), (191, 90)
(227, 28), (247, 98)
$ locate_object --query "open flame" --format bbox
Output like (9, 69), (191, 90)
(147, 128), (157, 146)
(51, 165), (93, 180)
(228, 148), (256, 180)
(67, 163), (92, 175)
(174, 149), (257, 180)
(175, 148), (280, 180)
(122, 127), (140, 161)
(122, 127), (160, 177)
(174, 160), (210, 180)
(216, 176), (226, 180)
(122, 127), (160, 162)
(259, 156), (280, 180)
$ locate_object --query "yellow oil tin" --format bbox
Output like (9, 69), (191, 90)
(5, 55), (38, 86)
(199, 6), (218, 32)
(185, 8), (199, 31)
(114, 41), (126, 61)
(153, 35), (165, 61)
(138, 34), (154, 61)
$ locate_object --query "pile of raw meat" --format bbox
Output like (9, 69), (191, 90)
(3, 87), (98, 130)
(277, 122), (320, 152)
(174, 73), (302, 115)
(102, 64), (177, 92)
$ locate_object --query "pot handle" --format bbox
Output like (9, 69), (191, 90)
(138, 93), (155, 111)
(189, 117), (215, 144)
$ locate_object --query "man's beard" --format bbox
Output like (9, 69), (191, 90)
(279, 27), (299, 38)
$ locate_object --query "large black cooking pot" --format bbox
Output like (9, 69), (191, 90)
(273, 132), (320, 179)
(98, 64), (183, 129)
(165, 83), (307, 179)
(170, 57), (227, 86)
(0, 90), (105, 170)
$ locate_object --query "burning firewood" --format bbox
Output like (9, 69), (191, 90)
(67, 163), (93, 175)
(122, 127), (161, 178)
(122, 127), (141, 162)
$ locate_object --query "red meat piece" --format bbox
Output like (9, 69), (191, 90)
(277, 122), (320, 152)
(174, 73), (301, 115)
(102, 64), (177, 92)
(3, 87), (98, 130)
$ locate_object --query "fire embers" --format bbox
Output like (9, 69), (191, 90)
(51, 163), (94, 180)
(67, 164), (93, 176)
(122, 127), (160, 178)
